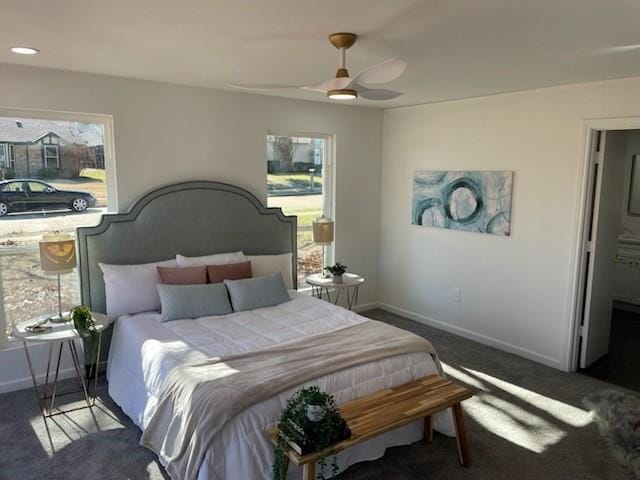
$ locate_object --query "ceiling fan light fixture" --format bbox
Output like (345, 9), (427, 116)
(327, 88), (358, 100)
(10, 46), (39, 55)
(228, 32), (404, 102)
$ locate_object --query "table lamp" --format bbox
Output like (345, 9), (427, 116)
(312, 216), (334, 277)
(39, 233), (76, 322)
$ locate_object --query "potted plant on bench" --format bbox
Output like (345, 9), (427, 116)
(273, 386), (351, 480)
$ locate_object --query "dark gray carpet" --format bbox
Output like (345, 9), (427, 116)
(0, 384), (169, 480)
(583, 309), (640, 392)
(0, 308), (636, 480)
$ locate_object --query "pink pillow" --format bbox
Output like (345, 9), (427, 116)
(157, 266), (207, 285)
(207, 261), (252, 284)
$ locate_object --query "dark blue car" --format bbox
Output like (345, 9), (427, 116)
(0, 179), (97, 216)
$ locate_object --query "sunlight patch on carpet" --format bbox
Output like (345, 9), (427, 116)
(30, 398), (128, 457)
(471, 393), (569, 453)
(463, 368), (593, 427)
(442, 364), (489, 391)
(449, 367), (593, 454)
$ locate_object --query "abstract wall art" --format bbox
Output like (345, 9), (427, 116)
(412, 170), (514, 236)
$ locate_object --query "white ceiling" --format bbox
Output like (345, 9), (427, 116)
(3, 0), (640, 108)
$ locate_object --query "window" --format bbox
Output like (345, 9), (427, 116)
(27, 181), (50, 193)
(0, 113), (113, 341)
(8, 144), (15, 169)
(43, 144), (60, 168)
(266, 134), (333, 288)
(2, 181), (24, 193)
(0, 144), (6, 168)
(0, 144), (16, 171)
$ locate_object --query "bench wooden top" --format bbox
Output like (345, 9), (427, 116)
(266, 374), (472, 465)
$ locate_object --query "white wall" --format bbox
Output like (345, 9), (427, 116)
(0, 64), (383, 392)
(379, 77), (640, 370)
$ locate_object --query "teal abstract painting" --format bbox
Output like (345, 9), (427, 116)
(412, 170), (513, 236)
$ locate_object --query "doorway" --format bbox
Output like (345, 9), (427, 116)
(572, 125), (640, 391)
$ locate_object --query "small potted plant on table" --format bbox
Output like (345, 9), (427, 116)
(70, 305), (98, 352)
(324, 262), (347, 283)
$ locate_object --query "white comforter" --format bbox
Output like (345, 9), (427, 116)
(107, 294), (454, 480)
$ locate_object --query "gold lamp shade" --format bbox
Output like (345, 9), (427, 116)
(39, 234), (77, 274)
(312, 216), (334, 245)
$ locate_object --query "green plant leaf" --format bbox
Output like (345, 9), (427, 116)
(272, 386), (351, 480)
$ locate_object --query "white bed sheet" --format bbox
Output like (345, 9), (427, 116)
(107, 294), (454, 480)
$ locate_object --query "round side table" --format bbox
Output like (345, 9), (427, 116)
(306, 273), (365, 310)
(13, 312), (112, 419)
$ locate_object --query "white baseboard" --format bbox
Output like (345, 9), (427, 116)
(378, 302), (564, 370)
(0, 367), (78, 395)
(354, 302), (379, 313)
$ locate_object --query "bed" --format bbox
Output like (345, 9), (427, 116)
(77, 181), (454, 480)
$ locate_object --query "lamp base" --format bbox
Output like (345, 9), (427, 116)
(321, 244), (331, 278)
(46, 274), (68, 324)
(47, 313), (68, 324)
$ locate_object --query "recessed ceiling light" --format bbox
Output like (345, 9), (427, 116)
(10, 46), (40, 55)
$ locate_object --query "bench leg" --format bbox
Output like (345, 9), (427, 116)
(452, 403), (470, 467)
(423, 415), (433, 443)
(302, 461), (316, 480)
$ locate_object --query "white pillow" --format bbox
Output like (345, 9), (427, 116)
(176, 251), (246, 268)
(246, 253), (294, 289)
(99, 258), (177, 317)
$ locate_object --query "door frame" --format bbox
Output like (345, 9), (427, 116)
(567, 117), (640, 371)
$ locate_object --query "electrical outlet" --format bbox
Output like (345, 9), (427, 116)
(452, 288), (462, 303)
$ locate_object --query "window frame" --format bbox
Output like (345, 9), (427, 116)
(8, 144), (15, 169)
(43, 144), (60, 168)
(266, 130), (335, 289)
(0, 108), (117, 347)
(2, 181), (24, 193)
(26, 180), (52, 193)
(0, 144), (6, 168)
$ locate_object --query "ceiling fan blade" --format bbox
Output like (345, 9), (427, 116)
(355, 84), (403, 100)
(352, 58), (407, 85)
(226, 83), (306, 91)
(302, 77), (353, 93)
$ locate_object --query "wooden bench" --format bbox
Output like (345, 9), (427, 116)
(266, 374), (473, 480)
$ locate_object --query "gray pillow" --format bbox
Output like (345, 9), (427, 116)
(157, 283), (232, 322)
(224, 273), (291, 312)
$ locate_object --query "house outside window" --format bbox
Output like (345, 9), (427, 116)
(0, 112), (114, 343)
(266, 133), (333, 288)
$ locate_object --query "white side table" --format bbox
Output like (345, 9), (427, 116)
(306, 273), (365, 310)
(13, 312), (112, 419)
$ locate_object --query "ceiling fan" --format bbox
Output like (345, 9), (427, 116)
(228, 33), (406, 101)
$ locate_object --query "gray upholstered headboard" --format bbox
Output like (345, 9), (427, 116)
(77, 181), (297, 314)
